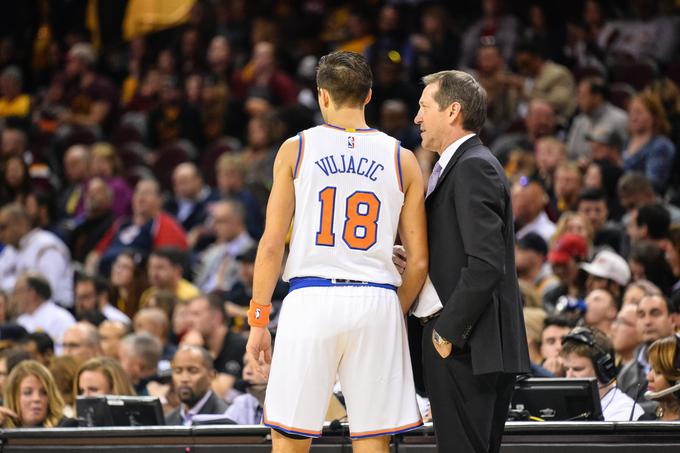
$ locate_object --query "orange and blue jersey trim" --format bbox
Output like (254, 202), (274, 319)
(288, 277), (397, 292)
(294, 132), (305, 179)
(394, 141), (404, 193)
(263, 407), (323, 438)
(322, 122), (377, 133)
(350, 418), (424, 440)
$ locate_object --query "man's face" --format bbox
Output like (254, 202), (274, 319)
(133, 180), (160, 218)
(551, 260), (579, 285)
(134, 314), (163, 341)
(148, 255), (178, 290)
(75, 281), (99, 315)
(171, 349), (213, 407)
(578, 199), (607, 231)
(577, 81), (598, 114)
(188, 298), (215, 337)
(637, 296), (674, 344)
(626, 209), (647, 244)
(515, 247), (540, 278)
(554, 167), (582, 198)
(62, 326), (98, 362)
(212, 204), (241, 242)
(118, 344), (142, 384)
(584, 289), (616, 327)
(64, 149), (89, 183)
(414, 82), (455, 154)
(12, 277), (33, 315)
(525, 102), (555, 138)
(172, 166), (201, 200)
(0, 210), (23, 247)
(540, 325), (571, 359)
(99, 321), (126, 359)
(563, 352), (597, 379)
(84, 178), (111, 216)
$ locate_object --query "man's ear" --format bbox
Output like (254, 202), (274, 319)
(319, 88), (331, 108)
(363, 88), (372, 106)
(448, 102), (462, 126)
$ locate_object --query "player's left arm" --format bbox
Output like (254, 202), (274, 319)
(396, 147), (428, 314)
(246, 136), (297, 373)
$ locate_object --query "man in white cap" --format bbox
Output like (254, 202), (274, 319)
(581, 250), (631, 306)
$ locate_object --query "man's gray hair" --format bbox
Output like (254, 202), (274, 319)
(121, 332), (162, 371)
(422, 70), (487, 133)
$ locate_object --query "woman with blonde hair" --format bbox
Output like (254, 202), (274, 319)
(0, 360), (72, 427)
(550, 211), (594, 251)
(74, 356), (135, 401)
(645, 335), (680, 420)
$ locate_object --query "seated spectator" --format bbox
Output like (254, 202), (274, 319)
(512, 177), (555, 243)
(623, 93), (676, 195)
(89, 179), (188, 277)
(166, 345), (230, 425)
(627, 203), (671, 249)
(550, 162), (583, 220)
(612, 304), (642, 368)
(551, 211), (593, 250)
(459, 0), (518, 68)
(133, 307), (176, 368)
(147, 75), (203, 149)
(617, 172), (680, 225)
(215, 153), (264, 239)
(14, 272), (75, 351)
(619, 294), (676, 415)
(491, 99), (556, 167)
(561, 327), (644, 421)
(515, 233), (560, 301)
(164, 162), (218, 235)
(0, 360), (74, 427)
(587, 127), (625, 168)
(669, 225), (680, 295)
(379, 99), (421, 151)
(523, 306), (552, 377)
(110, 249), (149, 319)
(583, 289), (617, 337)
(98, 320), (130, 360)
(577, 188), (623, 253)
(539, 315), (577, 377)
(0, 203), (74, 307)
(628, 241), (675, 296)
(623, 279), (662, 307)
(224, 350), (270, 424)
(57, 144), (90, 220)
(188, 294), (246, 379)
(544, 233), (589, 312)
(18, 332), (54, 367)
(75, 273), (130, 326)
(118, 332), (163, 396)
(74, 356), (135, 398)
(567, 77), (628, 161)
(69, 177), (115, 263)
(534, 136), (566, 196)
(581, 250), (631, 306)
(89, 143), (133, 217)
(0, 66), (31, 118)
(194, 200), (255, 294)
(139, 247), (200, 307)
(513, 39), (576, 124)
(61, 323), (102, 363)
(643, 335), (680, 421)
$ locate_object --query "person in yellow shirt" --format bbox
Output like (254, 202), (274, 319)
(139, 247), (200, 307)
(0, 66), (31, 118)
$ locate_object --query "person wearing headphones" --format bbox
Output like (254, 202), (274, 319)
(644, 335), (680, 420)
(560, 326), (644, 421)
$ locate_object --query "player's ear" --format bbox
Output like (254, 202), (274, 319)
(363, 88), (372, 106)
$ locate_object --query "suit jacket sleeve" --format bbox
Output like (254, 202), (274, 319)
(434, 156), (507, 348)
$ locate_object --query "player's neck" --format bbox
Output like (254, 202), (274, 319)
(324, 108), (369, 130)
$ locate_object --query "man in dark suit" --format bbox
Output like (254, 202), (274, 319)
(412, 70), (530, 453)
(165, 345), (229, 425)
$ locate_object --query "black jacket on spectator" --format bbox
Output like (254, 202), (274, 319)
(165, 390), (228, 425)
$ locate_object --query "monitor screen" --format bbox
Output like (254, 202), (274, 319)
(77, 395), (166, 427)
(510, 378), (603, 421)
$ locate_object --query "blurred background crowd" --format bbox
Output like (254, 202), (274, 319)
(0, 0), (680, 428)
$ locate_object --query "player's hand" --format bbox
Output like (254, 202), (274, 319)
(246, 326), (272, 379)
(392, 245), (407, 275)
(432, 329), (452, 359)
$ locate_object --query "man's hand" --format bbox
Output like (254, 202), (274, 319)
(246, 326), (272, 379)
(432, 329), (452, 359)
(542, 356), (566, 377)
(392, 245), (407, 275)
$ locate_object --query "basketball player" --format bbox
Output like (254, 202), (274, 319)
(245, 51), (428, 453)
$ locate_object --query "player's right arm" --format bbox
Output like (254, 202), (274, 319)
(396, 148), (428, 314)
(246, 136), (298, 375)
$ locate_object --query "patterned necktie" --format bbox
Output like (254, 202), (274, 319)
(426, 162), (442, 197)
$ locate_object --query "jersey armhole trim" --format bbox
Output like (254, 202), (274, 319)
(294, 132), (305, 179)
(394, 141), (404, 193)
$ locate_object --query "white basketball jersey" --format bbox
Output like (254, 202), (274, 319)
(283, 124), (405, 286)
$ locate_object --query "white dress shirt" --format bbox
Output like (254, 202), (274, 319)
(17, 300), (76, 352)
(411, 133), (475, 318)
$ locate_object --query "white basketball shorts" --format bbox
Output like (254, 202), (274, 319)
(263, 283), (423, 439)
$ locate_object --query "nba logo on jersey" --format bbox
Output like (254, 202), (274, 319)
(347, 136), (355, 149)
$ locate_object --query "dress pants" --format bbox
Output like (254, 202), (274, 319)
(422, 321), (516, 453)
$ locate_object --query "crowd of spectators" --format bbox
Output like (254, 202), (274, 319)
(0, 0), (680, 428)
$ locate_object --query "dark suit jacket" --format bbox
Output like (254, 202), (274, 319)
(427, 135), (530, 376)
(164, 188), (219, 233)
(165, 390), (228, 425)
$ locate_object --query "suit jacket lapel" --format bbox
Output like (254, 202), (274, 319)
(426, 135), (482, 202)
